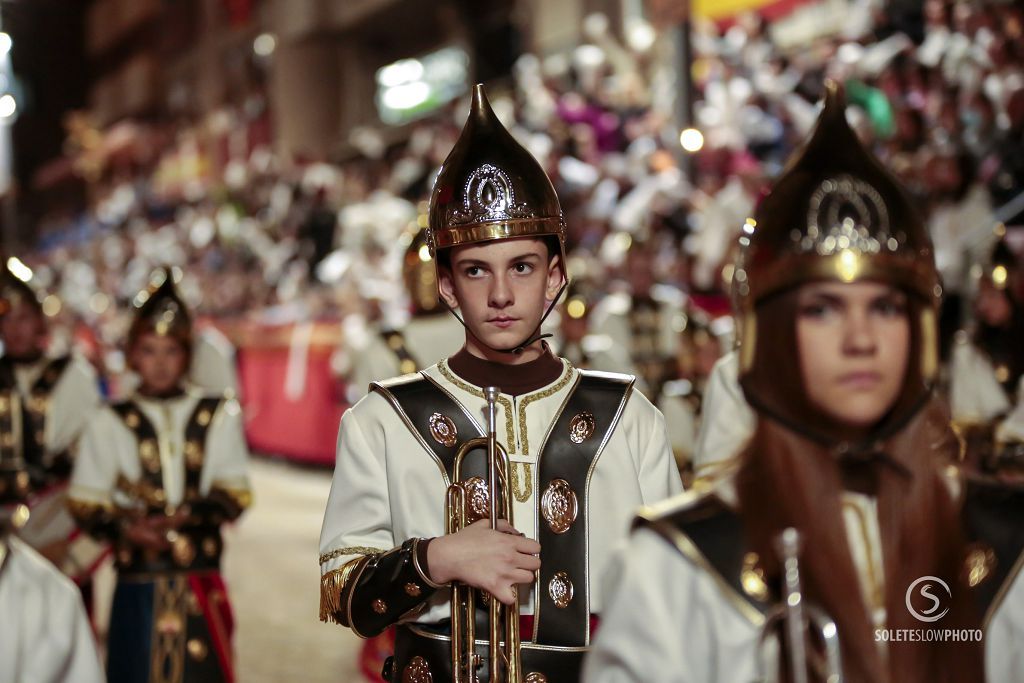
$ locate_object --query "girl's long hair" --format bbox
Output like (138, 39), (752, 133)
(736, 289), (983, 683)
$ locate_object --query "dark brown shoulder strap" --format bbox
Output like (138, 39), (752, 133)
(22, 357), (74, 462)
(533, 370), (633, 647)
(962, 478), (1024, 628)
(111, 401), (164, 493)
(183, 397), (225, 497)
(370, 373), (484, 483)
(31, 356), (71, 394)
(380, 330), (419, 375)
(635, 493), (771, 626)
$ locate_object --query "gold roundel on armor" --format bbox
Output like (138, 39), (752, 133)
(171, 534), (196, 567)
(386, 334), (404, 351)
(428, 412), (458, 447)
(202, 536), (219, 558)
(525, 673), (548, 683)
(741, 552), (769, 601)
(185, 441), (203, 469)
(125, 412), (140, 428)
(402, 656), (433, 683)
(404, 582), (422, 597)
(29, 396), (48, 413)
(965, 544), (997, 588)
(548, 571), (574, 608)
(464, 476), (490, 522)
(117, 548), (133, 566)
(186, 591), (203, 615)
(197, 410), (212, 426)
(568, 412), (596, 444)
(995, 365), (1010, 384)
(1, 432), (14, 449)
(9, 503), (29, 529)
(540, 479), (578, 534)
(187, 638), (208, 661)
(372, 599), (388, 614)
(14, 470), (30, 495)
(399, 359), (417, 375)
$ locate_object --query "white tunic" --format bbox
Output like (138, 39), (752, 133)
(8, 353), (101, 456)
(190, 327), (241, 396)
(583, 479), (1024, 682)
(949, 335), (1015, 425)
(9, 355), (102, 564)
(319, 359), (683, 624)
(0, 535), (104, 683)
(692, 351), (755, 480)
(69, 391), (251, 511)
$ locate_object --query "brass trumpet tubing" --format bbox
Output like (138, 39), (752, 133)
(777, 529), (809, 683)
(756, 528), (842, 683)
(444, 386), (524, 683)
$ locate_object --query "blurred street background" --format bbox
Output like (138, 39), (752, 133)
(1, 0), (1023, 679)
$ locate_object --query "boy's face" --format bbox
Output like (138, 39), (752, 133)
(130, 332), (189, 395)
(438, 237), (564, 355)
(0, 302), (46, 358)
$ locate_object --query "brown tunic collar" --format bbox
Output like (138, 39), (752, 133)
(446, 345), (564, 397)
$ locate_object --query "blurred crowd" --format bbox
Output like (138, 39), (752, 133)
(14, 0), (1024, 387)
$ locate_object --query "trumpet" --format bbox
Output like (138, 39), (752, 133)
(446, 386), (522, 683)
(756, 528), (843, 683)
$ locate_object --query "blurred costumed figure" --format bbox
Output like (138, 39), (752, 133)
(589, 239), (688, 399)
(344, 227), (465, 399)
(586, 83), (1024, 683)
(654, 305), (728, 486)
(949, 233), (1024, 476)
(69, 267), (252, 683)
(0, 258), (104, 590)
(318, 85), (680, 683)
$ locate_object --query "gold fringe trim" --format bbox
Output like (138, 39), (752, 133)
(319, 557), (365, 624)
(319, 546), (383, 566)
(66, 498), (116, 524)
(211, 484), (254, 511)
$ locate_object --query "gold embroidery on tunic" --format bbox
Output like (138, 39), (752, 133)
(437, 359), (575, 455)
(438, 361), (517, 452)
(517, 362), (574, 454)
(509, 461), (532, 503)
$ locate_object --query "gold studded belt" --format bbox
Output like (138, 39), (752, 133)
(115, 525), (224, 577)
(389, 624), (586, 683)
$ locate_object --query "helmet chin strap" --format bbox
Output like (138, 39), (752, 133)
(444, 280), (569, 357)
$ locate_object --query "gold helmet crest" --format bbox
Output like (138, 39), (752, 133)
(127, 267), (193, 354)
(427, 84), (566, 272)
(736, 81), (939, 384)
